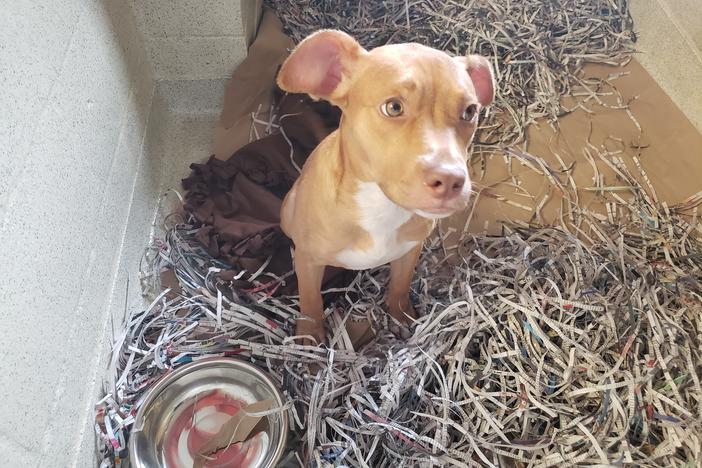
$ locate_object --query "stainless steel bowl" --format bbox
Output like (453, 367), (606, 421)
(129, 357), (287, 468)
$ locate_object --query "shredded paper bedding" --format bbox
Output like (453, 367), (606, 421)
(95, 1), (702, 467)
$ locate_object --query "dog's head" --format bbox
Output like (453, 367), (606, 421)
(277, 30), (494, 218)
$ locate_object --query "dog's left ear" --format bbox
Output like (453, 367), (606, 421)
(277, 30), (366, 107)
(455, 55), (495, 107)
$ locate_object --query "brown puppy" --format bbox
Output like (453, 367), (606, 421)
(277, 30), (495, 344)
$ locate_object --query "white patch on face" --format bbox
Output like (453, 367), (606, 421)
(416, 126), (472, 204)
(421, 127), (470, 180)
(422, 127), (466, 164)
(336, 182), (419, 270)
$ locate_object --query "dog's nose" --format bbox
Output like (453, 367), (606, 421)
(424, 166), (466, 199)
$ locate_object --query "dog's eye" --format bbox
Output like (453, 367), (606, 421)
(461, 104), (479, 121)
(381, 99), (404, 117)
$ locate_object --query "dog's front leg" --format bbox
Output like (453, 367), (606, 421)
(293, 251), (327, 344)
(387, 244), (422, 323)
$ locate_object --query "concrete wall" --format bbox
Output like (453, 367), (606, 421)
(131, 0), (262, 81)
(0, 1), (261, 466)
(631, 0), (702, 132)
(0, 1), (158, 466)
(130, 0), (263, 127)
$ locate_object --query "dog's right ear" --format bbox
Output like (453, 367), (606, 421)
(277, 30), (365, 108)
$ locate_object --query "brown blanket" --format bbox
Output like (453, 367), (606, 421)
(182, 88), (353, 295)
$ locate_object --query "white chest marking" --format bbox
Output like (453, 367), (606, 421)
(336, 182), (418, 270)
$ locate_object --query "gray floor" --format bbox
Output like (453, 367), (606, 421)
(152, 108), (219, 232)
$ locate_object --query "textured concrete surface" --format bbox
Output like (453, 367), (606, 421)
(132, 0), (252, 37)
(131, 0), (261, 80)
(156, 113), (220, 229)
(630, 0), (702, 132)
(1, 0), (258, 465)
(0, 0), (157, 465)
(0, 431), (39, 468)
(156, 79), (228, 115)
(145, 35), (249, 80)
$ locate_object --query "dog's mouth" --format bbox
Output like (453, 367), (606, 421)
(413, 207), (456, 219)
(380, 183), (469, 219)
(412, 193), (471, 219)
(392, 196), (461, 219)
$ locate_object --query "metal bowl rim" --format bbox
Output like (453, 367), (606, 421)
(129, 356), (288, 467)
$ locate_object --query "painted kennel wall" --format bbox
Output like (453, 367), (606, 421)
(630, 0), (702, 132)
(0, 2), (155, 466)
(0, 1), (260, 466)
(132, 0), (261, 80)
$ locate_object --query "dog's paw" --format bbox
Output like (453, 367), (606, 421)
(388, 299), (418, 325)
(295, 317), (326, 346)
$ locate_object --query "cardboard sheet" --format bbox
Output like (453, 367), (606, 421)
(461, 60), (702, 235)
(213, 8), (294, 159)
(211, 12), (702, 347)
